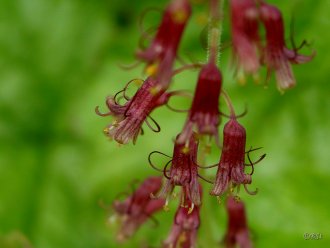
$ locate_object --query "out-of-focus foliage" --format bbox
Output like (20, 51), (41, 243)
(0, 0), (329, 247)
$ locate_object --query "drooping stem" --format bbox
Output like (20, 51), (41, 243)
(221, 90), (237, 118)
(207, 0), (224, 65)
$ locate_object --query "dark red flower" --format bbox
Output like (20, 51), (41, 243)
(137, 0), (192, 85)
(163, 195), (200, 248)
(211, 118), (252, 196)
(260, 3), (314, 91)
(96, 77), (172, 144)
(178, 62), (222, 145)
(157, 133), (201, 208)
(110, 176), (165, 241)
(230, 0), (260, 79)
(223, 196), (252, 248)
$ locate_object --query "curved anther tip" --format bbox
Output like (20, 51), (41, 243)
(103, 127), (109, 135)
(187, 203), (195, 214)
(163, 204), (170, 212)
(181, 146), (190, 154)
(234, 195), (241, 202)
(150, 193), (157, 199)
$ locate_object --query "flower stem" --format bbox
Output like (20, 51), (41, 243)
(207, 0), (224, 65)
(221, 90), (237, 118)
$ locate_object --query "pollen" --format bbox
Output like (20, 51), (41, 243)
(181, 146), (190, 154)
(132, 79), (144, 87)
(103, 127), (109, 135)
(234, 195), (241, 202)
(230, 185), (235, 193)
(149, 86), (161, 96)
(145, 63), (158, 77)
(188, 203), (195, 214)
(163, 202), (170, 212)
(172, 10), (188, 24)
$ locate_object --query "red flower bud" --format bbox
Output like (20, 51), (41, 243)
(211, 118), (251, 196)
(224, 196), (252, 248)
(179, 63), (222, 145)
(157, 133), (201, 207)
(230, 0), (260, 75)
(111, 177), (165, 241)
(260, 3), (314, 91)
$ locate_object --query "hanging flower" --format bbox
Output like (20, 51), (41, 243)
(260, 2), (314, 92)
(163, 194), (200, 248)
(210, 118), (261, 196)
(110, 176), (165, 242)
(96, 77), (172, 144)
(137, 0), (192, 82)
(230, 0), (260, 79)
(223, 196), (253, 248)
(156, 133), (201, 208)
(178, 62), (222, 145)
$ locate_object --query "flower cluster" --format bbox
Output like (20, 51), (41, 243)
(230, 0), (314, 91)
(96, 0), (314, 247)
(109, 177), (165, 241)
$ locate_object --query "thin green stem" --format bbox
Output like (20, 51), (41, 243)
(207, 0), (225, 65)
(221, 90), (236, 118)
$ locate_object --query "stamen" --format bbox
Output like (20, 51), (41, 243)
(150, 193), (156, 199)
(234, 195), (241, 202)
(216, 196), (222, 205)
(103, 127), (110, 135)
(163, 198), (170, 211)
(181, 145), (190, 154)
(145, 63), (159, 77)
(188, 203), (195, 214)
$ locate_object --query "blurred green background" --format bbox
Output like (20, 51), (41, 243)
(0, 0), (329, 247)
